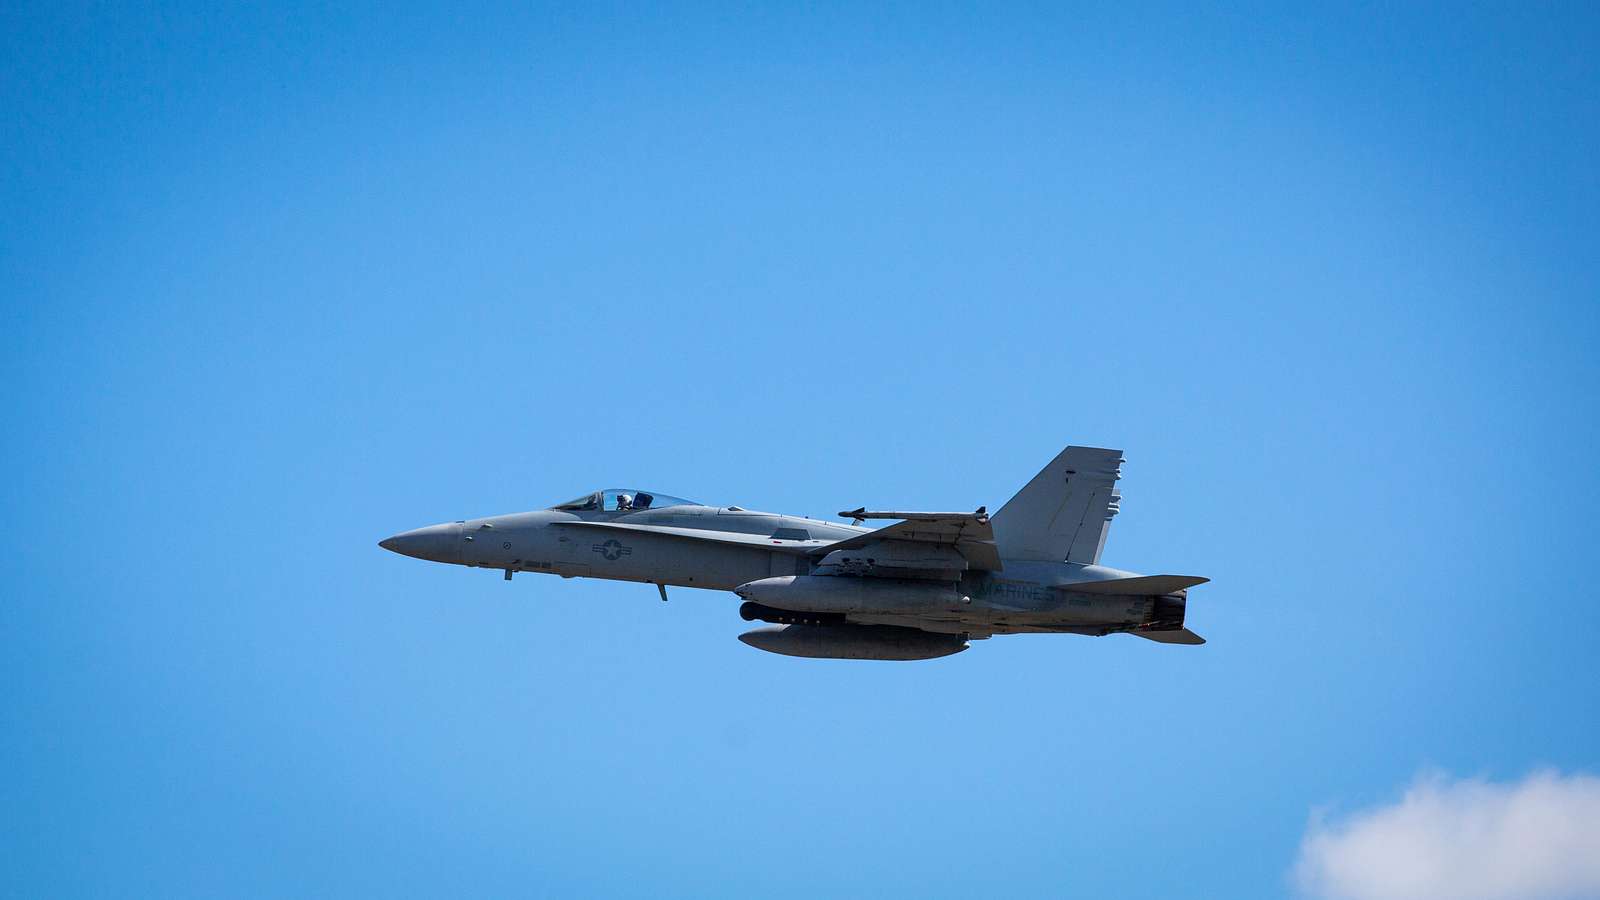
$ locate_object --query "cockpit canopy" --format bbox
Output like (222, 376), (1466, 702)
(550, 489), (699, 512)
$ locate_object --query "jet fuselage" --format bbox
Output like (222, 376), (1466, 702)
(380, 504), (1177, 638)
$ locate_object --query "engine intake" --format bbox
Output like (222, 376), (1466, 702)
(738, 601), (846, 626)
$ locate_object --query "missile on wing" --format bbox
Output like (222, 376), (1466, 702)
(737, 624), (968, 661)
(734, 575), (969, 615)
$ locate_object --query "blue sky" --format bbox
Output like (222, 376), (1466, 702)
(3, 3), (1597, 897)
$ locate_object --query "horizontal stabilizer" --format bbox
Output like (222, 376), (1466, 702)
(1131, 628), (1206, 645)
(1066, 574), (1209, 596)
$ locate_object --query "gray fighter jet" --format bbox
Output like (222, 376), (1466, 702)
(380, 445), (1207, 660)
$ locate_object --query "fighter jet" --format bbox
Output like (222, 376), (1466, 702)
(379, 445), (1207, 660)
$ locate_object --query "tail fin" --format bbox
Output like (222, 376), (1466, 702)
(990, 446), (1123, 563)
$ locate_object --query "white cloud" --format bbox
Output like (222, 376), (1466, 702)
(1294, 770), (1600, 900)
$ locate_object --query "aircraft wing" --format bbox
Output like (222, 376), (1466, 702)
(812, 508), (1002, 572)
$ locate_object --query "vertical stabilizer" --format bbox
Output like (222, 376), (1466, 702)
(990, 446), (1123, 564)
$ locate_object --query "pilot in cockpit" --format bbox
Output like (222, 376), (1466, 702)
(613, 492), (654, 513)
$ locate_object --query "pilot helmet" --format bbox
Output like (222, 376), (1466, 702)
(616, 492), (633, 509)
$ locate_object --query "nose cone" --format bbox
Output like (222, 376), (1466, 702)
(379, 523), (461, 564)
